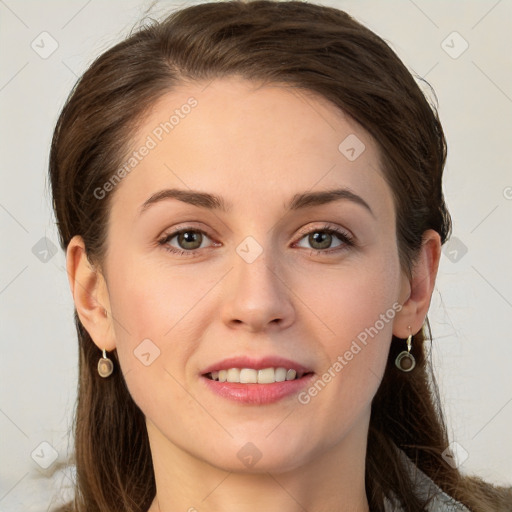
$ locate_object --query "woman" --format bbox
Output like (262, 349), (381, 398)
(49, 1), (511, 510)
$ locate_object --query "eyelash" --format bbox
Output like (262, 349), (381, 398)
(158, 224), (355, 258)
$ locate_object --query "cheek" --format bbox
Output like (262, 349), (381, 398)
(297, 249), (400, 341)
(108, 253), (215, 339)
(293, 252), (400, 411)
(105, 260), (207, 423)
(106, 254), (226, 389)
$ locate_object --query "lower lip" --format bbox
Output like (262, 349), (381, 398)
(200, 373), (315, 405)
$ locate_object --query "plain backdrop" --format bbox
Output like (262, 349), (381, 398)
(1, 0), (511, 510)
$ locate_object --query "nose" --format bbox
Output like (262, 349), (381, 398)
(220, 247), (296, 333)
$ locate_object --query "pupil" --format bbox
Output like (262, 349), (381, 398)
(179, 231), (202, 250)
(310, 231), (332, 250)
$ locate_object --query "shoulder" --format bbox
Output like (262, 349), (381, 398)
(383, 449), (471, 512)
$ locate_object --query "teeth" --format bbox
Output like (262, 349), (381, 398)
(207, 367), (305, 384)
(258, 367), (276, 384)
(275, 367), (287, 382)
(286, 369), (297, 381)
(227, 368), (240, 382)
(240, 369), (258, 383)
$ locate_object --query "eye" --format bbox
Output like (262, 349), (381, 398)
(158, 224), (354, 258)
(295, 225), (354, 254)
(158, 228), (215, 256)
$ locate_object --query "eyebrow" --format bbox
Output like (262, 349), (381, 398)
(139, 187), (374, 218)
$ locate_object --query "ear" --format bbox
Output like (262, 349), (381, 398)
(393, 229), (442, 338)
(66, 235), (116, 351)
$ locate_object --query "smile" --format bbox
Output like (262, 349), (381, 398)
(205, 367), (310, 383)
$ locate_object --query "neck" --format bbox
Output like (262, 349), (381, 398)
(146, 415), (370, 512)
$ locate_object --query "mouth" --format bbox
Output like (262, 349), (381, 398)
(203, 367), (314, 384)
(199, 356), (315, 404)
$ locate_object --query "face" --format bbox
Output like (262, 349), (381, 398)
(100, 78), (408, 472)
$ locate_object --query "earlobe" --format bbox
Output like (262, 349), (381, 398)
(393, 229), (441, 338)
(66, 235), (116, 351)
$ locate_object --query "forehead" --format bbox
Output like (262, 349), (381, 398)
(111, 77), (394, 221)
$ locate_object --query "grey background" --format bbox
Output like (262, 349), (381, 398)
(1, 0), (511, 510)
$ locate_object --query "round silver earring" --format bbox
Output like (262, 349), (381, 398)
(395, 326), (416, 372)
(98, 348), (114, 378)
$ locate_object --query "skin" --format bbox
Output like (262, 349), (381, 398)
(67, 78), (441, 512)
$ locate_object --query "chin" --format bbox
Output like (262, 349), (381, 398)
(199, 433), (312, 474)
(208, 451), (308, 475)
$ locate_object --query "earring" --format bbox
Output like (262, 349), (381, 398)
(395, 326), (416, 372)
(98, 348), (114, 378)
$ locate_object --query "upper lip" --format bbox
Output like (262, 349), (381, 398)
(201, 356), (314, 375)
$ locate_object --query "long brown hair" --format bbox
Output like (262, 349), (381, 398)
(49, 1), (510, 510)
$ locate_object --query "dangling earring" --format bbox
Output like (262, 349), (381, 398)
(98, 348), (114, 378)
(395, 326), (416, 372)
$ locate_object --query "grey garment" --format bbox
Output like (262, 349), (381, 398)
(383, 450), (471, 511)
